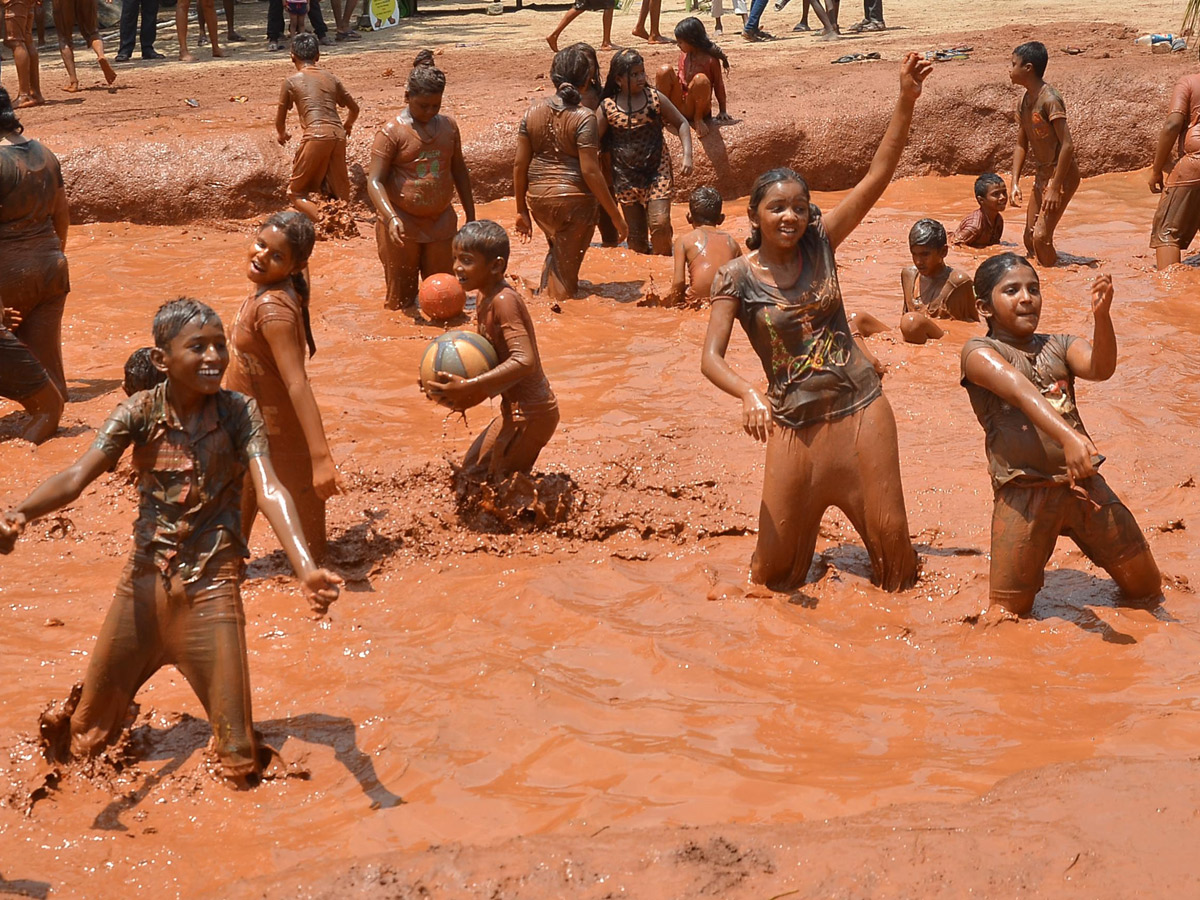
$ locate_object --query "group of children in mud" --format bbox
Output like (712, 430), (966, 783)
(0, 32), (1193, 787)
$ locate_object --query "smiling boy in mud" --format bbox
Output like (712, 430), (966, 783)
(276, 33), (359, 223)
(952, 173), (1007, 249)
(669, 186), (741, 306)
(426, 221), (559, 480)
(0, 298), (341, 787)
(961, 255), (1161, 620)
(1009, 41), (1080, 266)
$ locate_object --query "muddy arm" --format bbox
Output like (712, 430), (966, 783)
(451, 134), (476, 223)
(1065, 274), (1116, 382)
(513, 133), (533, 237)
(0, 447), (113, 547)
(701, 297), (771, 442)
(656, 91), (693, 174)
(52, 183), (70, 251)
(1150, 112), (1185, 192)
(579, 146), (624, 236)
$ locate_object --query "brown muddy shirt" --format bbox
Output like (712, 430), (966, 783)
(1018, 84), (1069, 175)
(478, 289), (557, 419)
(0, 138), (69, 312)
(519, 98), (599, 199)
(951, 208), (1004, 248)
(279, 67), (353, 141)
(960, 333), (1100, 490)
(371, 112), (461, 241)
(92, 383), (271, 582)
(224, 287), (307, 453)
(1167, 72), (1200, 188)
(709, 215), (882, 430)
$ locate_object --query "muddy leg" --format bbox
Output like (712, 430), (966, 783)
(899, 311), (943, 344)
(623, 202), (650, 253)
(848, 311), (889, 337)
(462, 414), (505, 478)
(58, 33), (80, 92)
(546, 7), (583, 51)
(176, 0), (197, 60)
(1155, 245), (1182, 269)
(419, 237), (454, 282)
(750, 426), (827, 591)
(1032, 174), (1077, 267)
(655, 64), (684, 110)
(376, 221), (422, 310)
(647, 198), (673, 256)
(15, 295), (67, 399)
(19, 382), (64, 444)
(91, 38), (117, 84)
(685, 73), (712, 137)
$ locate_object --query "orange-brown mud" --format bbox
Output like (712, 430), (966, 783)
(4, 12), (1200, 899)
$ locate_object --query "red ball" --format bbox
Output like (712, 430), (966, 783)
(418, 273), (467, 321)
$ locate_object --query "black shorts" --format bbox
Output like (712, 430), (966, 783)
(574, 0), (613, 10)
(0, 326), (50, 401)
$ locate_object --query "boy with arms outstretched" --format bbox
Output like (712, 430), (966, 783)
(276, 33), (359, 223)
(961, 255), (1161, 618)
(952, 172), (1007, 249)
(1009, 41), (1080, 266)
(0, 299), (341, 786)
(426, 221), (559, 480)
(669, 186), (740, 306)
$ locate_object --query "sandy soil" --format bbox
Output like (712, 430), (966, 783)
(3, 2), (1200, 898)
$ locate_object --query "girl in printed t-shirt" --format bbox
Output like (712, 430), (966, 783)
(700, 54), (932, 594)
(367, 50), (476, 312)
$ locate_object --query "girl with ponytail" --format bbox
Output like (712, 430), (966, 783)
(514, 46), (627, 300)
(227, 210), (341, 561)
(655, 17), (732, 139)
(700, 54), (932, 595)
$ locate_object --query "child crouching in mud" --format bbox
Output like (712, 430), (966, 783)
(700, 54), (932, 594)
(0, 299), (342, 787)
(961, 255), (1161, 619)
(426, 221), (560, 480)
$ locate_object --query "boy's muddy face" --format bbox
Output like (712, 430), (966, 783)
(981, 183), (1008, 214)
(247, 225), (297, 286)
(909, 243), (948, 277)
(160, 319), (229, 396)
(752, 181), (810, 250)
(983, 265), (1042, 339)
(407, 91), (443, 124)
(453, 247), (494, 292)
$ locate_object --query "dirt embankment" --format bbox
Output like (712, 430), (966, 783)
(48, 22), (1196, 225)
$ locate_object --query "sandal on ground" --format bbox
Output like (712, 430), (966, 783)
(792, 21), (810, 31)
(845, 17), (870, 33)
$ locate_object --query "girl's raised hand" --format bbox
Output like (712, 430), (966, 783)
(1090, 273), (1113, 317)
(515, 212), (533, 242)
(899, 52), (933, 104)
(741, 388), (772, 443)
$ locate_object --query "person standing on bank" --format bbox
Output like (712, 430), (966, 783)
(116, 0), (165, 61)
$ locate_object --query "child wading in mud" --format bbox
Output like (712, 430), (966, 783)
(225, 212), (342, 562)
(276, 33), (359, 223)
(701, 54), (933, 594)
(952, 172), (1007, 249)
(426, 221), (560, 480)
(367, 50), (475, 312)
(598, 49), (693, 256)
(1010, 41), (1079, 266)
(0, 299), (342, 786)
(654, 17), (733, 140)
(670, 186), (741, 306)
(961, 255), (1162, 619)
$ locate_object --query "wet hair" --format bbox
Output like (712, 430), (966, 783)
(674, 17), (730, 71)
(291, 32), (320, 62)
(550, 45), (591, 107)
(453, 219), (510, 265)
(260, 211), (318, 357)
(973, 252), (1037, 334)
(688, 186), (723, 225)
(123, 347), (166, 396)
(1013, 41), (1048, 78)
(602, 49), (645, 100)
(908, 218), (947, 249)
(0, 88), (23, 136)
(407, 49), (446, 96)
(974, 172), (1006, 200)
(566, 42), (603, 96)
(152, 298), (222, 350)
(745, 168), (820, 252)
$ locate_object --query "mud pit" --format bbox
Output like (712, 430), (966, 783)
(4, 8), (1200, 899)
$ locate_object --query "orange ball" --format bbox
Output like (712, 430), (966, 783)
(418, 273), (467, 321)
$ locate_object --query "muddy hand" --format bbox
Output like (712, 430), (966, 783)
(0, 511), (27, 555)
(1090, 273), (1113, 317)
(899, 52), (933, 102)
(515, 212), (533, 242)
(302, 568), (343, 616)
(742, 388), (772, 442)
(613, 210), (629, 244)
(1010, 183), (1022, 208)
(387, 215), (405, 244)
(426, 372), (487, 411)
(313, 456), (344, 501)
(1148, 168), (1164, 194)
(1063, 433), (1098, 486)
(277, 130), (291, 145)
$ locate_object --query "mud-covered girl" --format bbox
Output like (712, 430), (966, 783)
(700, 54), (932, 593)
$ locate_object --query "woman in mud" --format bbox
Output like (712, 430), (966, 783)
(700, 53), (932, 593)
(0, 87), (68, 443)
(570, 42), (621, 247)
(514, 46), (627, 301)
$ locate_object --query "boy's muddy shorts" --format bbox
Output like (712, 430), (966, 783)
(289, 136), (351, 202)
(2, 0), (33, 43)
(1149, 183), (1200, 251)
(52, 0), (100, 44)
(989, 474), (1149, 604)
(70, 553), (261, 782)
(0, 326), (50, 401)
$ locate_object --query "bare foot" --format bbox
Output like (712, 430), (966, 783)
(211, 46), (226, 57)
(600, 40), (612, 49)
(180, 50), (197, 61)
(16, 93), (44, 108)
(817, 27), (840, 39)
(546, 34), (558, 51)
(692, 118), (710, 138)
(99, 58), (117, 84)
(631, 26), (649, 39)
(63, 81), (81, 93)
(227, 30), (246, 42)
(646, 32), (670, 43)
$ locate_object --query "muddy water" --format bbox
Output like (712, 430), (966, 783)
(2, 172), (1200, 897)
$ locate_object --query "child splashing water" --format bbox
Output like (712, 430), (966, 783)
(701, 54), (932, 593)
(598, 49), (693, 256)
(655, 17), (732, 139)
(226, 211), (342, 563)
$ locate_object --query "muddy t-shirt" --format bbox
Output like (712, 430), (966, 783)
(0, 138), (70, 310)
(225, 287), (307, 450)
(478, 290), (557, 418)
(1167, 72), (1200, 188)
(520, 98), (599, 199)
(281, 68), (353, 141)
(1018, 85), (1068, 170)
(960, 333), (1101, 490)
(951, 208), (1004, 248)
(371, 112), (460, 220)
(709, 215), (882, 430)
(92, 383), (270, 582)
